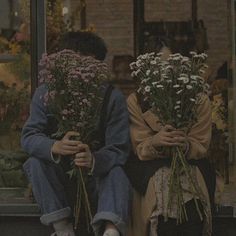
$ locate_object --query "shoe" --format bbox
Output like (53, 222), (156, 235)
(51, 232), (73, 236)
(103, 228), (120, 236)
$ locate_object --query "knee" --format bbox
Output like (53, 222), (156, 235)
(108, 166), (125, 178)
(23, 157), (43, 176)
(107, 166), (130, 186)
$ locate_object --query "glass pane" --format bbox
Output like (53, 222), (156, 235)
(0, 0), (31, 199)
(36, 0), (236, 213)
(216, 0), (236, 209)
(46, 0), (86, 53)
(200, 0), (235, 211)
(145, 0), (192, 22)
(46, 0), (135, 96)
(142, 0), (236, 213)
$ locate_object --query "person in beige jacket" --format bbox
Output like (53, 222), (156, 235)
(125, 88), (215, 236)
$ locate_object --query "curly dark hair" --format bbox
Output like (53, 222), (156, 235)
(58, 31), (107, 61)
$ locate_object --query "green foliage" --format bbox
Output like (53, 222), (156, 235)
(5, 52), (30, 82)
(0, 150), (28, 187)
(47, 0), (67, 53)
(0, 83), (30, 134)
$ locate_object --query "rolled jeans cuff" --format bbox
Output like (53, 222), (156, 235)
(40, 207), (71, 225)
(92, 211), (126, 236)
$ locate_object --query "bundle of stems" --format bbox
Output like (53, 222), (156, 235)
(167, 146), (205, 224)
(73, 167), (92, 231)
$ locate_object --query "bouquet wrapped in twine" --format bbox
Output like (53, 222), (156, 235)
(130, 51), (210, 224)
(39, 49), (109, 230)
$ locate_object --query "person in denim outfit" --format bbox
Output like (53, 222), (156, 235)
(22, 31), (131, 236)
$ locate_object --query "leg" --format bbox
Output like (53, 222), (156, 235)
(23, 157), (71, 225)
(157, 216), (180, 236)
(180, 220), (203, 236)
(92, 166), (132, 236)
(179, 200), (203, 236)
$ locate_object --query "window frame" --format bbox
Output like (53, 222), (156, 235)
(30, 0), (46, 95)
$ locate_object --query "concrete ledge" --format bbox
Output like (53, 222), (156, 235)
(0, 188), (41, 217)
(0, 216), (53, 236)
(215, 205), (235, 218)
(0, 203), (41, 217)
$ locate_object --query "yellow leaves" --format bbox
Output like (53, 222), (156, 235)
(0, 37), (10, 53)
(9, 42), (22, 55)
(0, 37), (9, 46)
(211, 94), (227, 131)
(81, 24), (96, 33)
(0, 37), (23, 55)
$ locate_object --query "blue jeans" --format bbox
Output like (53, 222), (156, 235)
(23, 157), (132, 236)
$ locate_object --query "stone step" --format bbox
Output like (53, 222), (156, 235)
(0, 216), (53, 236)
(1, 188), (236, 235)
(0, 216), (236, 236)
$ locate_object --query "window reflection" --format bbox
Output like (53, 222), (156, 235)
(46, 0), (86, 53)
(0, 0), (30, 192)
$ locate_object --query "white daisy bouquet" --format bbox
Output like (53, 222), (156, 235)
(130, 52), (209, 223)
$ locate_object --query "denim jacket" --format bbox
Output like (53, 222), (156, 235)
(21, 84), (130, 177)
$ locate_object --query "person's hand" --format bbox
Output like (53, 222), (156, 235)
(51, 131), (81, 156)
(152, 125), (188, 149)
(74, 144), (94, 169)
(172, 129), (189, 152)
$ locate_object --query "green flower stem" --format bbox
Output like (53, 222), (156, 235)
(78, 167), (93, 222)
(176, 147), (204, 221)
(166, 150), (177, 219)
(73, 167), (92, 231)
(175, 155), (185, 224)
(168, 147), (204, 224)
(74, 177), (82, 230)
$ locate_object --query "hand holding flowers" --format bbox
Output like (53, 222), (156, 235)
(74, 143), (94, 169)
(52, 131), (94, 169)
(152, 125), (188, 149)
(52, 131), (81, 156)
(40, 49), (110, 231)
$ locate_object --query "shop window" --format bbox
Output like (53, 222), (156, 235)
(0, 0), (31, 202)
(134, 0), (236, 216)
(0, 0), (235, 217)
(46, 0), (86, 53)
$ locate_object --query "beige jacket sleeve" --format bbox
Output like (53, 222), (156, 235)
(187, 94), (212, 159)
(127, 93), (212, 161)
(127, 93), (164, 160)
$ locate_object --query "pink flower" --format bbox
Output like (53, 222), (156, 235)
(61, 109), (69, 115)
(72, 92), (79, 96)
(76, 122), (83, 127)
(42, 92), (49, 105)
(39, 49), (110, 137)
(49, 90), (56, 99)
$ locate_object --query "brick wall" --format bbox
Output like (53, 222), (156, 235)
(198, 0), (231, 77)
(145, 0), (231, 76)
(85, 0), (134, 68)
(72, 0), (231, 78)
(145, 0), (192, 22)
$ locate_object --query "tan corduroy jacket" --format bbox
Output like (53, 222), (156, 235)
(127, 92), (213, 236)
